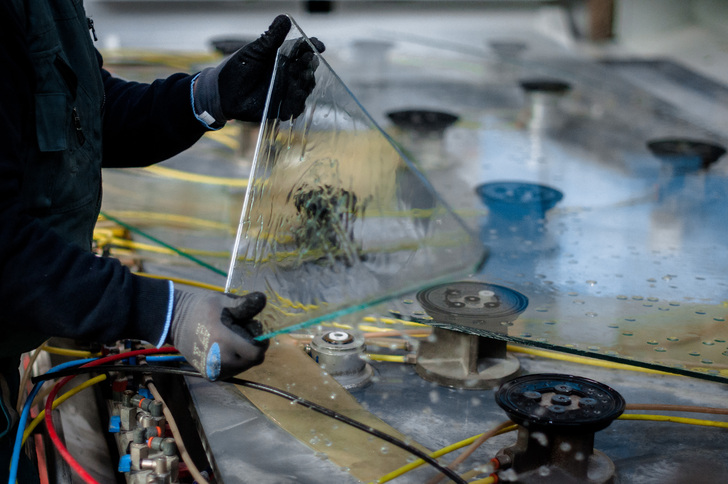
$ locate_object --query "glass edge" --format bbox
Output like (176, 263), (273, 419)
(255, 248), (489, 342)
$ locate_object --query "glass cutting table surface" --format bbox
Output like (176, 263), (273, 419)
(99, 24), (728, 382)
(343, 36), (728, 383)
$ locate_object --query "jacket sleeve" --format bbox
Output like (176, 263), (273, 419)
(0, 6), (170, 349)
(100, 51), (210, 168)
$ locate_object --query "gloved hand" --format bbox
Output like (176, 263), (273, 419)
(192, 15), (325, 128)
(169, 290), (269, 381)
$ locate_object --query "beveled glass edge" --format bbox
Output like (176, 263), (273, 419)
(427, 322), (728, 384)
(254, 249), (488, 341)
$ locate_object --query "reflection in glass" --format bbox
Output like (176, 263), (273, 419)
(225, 17), (487, 339)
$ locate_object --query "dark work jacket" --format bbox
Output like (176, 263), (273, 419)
(0, 0), (209, 357)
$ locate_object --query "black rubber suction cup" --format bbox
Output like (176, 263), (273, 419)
(519, 78), (572, 94)
(387, 109), (459, 133)
(496, 373), (625, 433)
(647, 138), (726, 170)
(495, 374), (624, 483)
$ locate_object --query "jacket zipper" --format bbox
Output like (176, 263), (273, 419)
(72, 108), (86, 146)
(87, 18), (98, 42)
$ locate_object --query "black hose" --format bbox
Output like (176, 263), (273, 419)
(32, 364), (467, 484)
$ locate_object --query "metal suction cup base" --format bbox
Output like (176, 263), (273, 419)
(497, 447), (616, 484)
(494, 374), (625, 483)
(415, 327), (521, 390)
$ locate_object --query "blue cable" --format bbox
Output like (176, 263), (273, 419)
(146, 355), (186, 363)
(8, 357), (96, 484)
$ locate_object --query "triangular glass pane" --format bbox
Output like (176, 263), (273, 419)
(225, 16), (487, 339)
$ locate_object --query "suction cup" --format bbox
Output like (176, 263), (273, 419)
(519, 78), (572, 94)
(494, 374), (625, 483)
(309, 330), (373, 389)
(417, 281), (529, 325)
(414, 282), (527, 389)
(647, 138), (726, 171)
(496, 373), (625, 433)
(476, 182), (564, 220)
(387, 110), (459, 133)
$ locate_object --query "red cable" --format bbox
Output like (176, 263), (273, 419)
(34, 433), (51, 484)
(43, 347), (178, 484)
(45, 374), (98, 483)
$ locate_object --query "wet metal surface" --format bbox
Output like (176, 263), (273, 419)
(187, 348), (728, 483)
(98, 23), (728, 484)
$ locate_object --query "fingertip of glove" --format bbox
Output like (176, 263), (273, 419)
(267, 15), (292, 40)
(226, 291), (267, 321)
(310, 37), (326, 54)
(246, 291), (267, 308)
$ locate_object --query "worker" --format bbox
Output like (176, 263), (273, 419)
(1, 0), (323, 479)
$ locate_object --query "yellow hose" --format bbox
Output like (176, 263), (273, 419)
(367, 354), (406, 363)
(618, 414), (728, 429)
(22, 375), (108, 445)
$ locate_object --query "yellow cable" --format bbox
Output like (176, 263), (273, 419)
(134, 272), (225, 292)
(618, 414), (728, 429)
(101, 50), (218, 70)
(41, 346), (102, 358)
(506, 345), (672, 376)
(92, 228), (115, 249)
(136, 272), (321, 328)
(469, 477), (496, 484)
(375, 424), (517, 483)
(109, 237), (231, 259)
(362, 316), (429, 328)
(141, 165), (248, 188)
(204, 129), (242, 151)
(457, 469), (482, 482)
(98, 211), (232, 232)
(271, 293), (322, 312)
(137, 274), (322, 323)
(22, 374), (108, 445)
(358, 324), (400, 333)
(361, 329), (432, 339)
(458, 467), (500, 482)
(365, 338), (409, 350)
(415, 413), (728, 484)
(367, 354), (406, 363)
(426, 421), (515, 484)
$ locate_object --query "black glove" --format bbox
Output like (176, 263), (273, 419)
(193, 15), (325, 128)
(169, 290), (269, 381)
(267, 35), (324, 121)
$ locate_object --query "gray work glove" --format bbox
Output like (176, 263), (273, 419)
(193, 15), (325, 128)
(170, 290), (269, 381)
